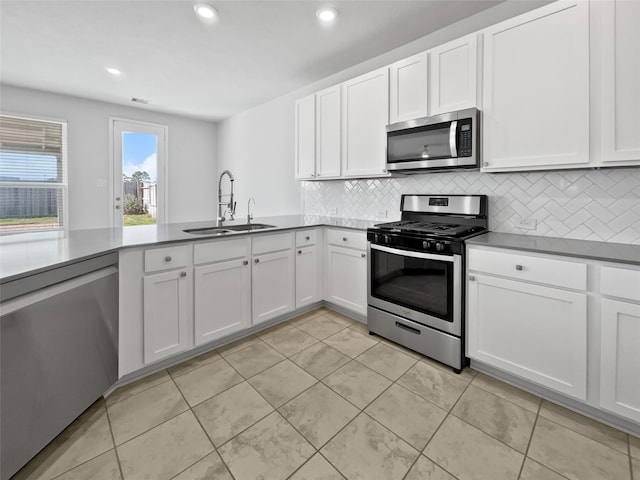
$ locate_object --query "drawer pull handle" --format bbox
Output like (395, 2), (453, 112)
(361, 253), (366, 258)
(342, 237), (347, 242)
(305, 236), (310, 241)
(298, 250), (302, 254)
(243, 260), (248, 266)
(255, 259), (260, 264)
(165, 256), (172, 262)
(469, 275), (475, 281)
(515, 265), (523, 271)
(180, 271), (187, 278)
(395, 321), (420, 335)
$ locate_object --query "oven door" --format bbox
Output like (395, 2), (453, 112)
(367, 243), (461, 336)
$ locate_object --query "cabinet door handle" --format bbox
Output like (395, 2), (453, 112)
(305, 236), (310, 240)
(469, 275), (475, 281)
(243, 260), (248, 266)
(361, 253), (366, 258)
(515, 265), (523, 271)
(342, 237), (347, 242)
(180, 271), (187, 277)
(254, 258), (260, 263)
(298, 250), (302, 254)
(165, 256), (172, 262)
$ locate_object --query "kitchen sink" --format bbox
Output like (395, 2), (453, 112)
(183, 223), (276, 235)
(183, 227), (233, 235)
(224, 223), (276, 231)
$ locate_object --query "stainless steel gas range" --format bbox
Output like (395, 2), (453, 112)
(366, 194), (488, 373)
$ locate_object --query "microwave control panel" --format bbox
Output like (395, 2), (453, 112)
(458, 119), (473, 157)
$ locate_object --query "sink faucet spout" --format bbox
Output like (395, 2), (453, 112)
(217, 170), (236, 225)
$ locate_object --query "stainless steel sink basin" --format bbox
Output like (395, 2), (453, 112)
(183, 227), (233, 235)
(224, 223), (276, 231)
(183, 223), (276, 235)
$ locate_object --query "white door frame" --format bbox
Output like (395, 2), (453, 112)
(109, 117), (168, 227)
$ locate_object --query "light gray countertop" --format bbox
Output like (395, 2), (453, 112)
(467, 232), (640, 266)
(0, 215), (376, 283)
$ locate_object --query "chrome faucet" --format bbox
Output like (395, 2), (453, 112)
(247, 197), (255, 223)
(217, 170), (236, 224)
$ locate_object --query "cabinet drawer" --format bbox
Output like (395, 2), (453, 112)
(252, 232), (294, 255)
(468, 248), (586, 290)
(601, 266), (640, 302)
(327, 229), (366, 250)
(144, 245), (191, 273)
(194, 238), (250, 265)
(295, 229), (317, 247)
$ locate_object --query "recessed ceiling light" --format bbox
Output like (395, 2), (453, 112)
(193, 3), (217, 20)
(316, 7), (337, 23)
(106, 67), (122, 76)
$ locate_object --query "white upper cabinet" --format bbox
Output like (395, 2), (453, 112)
(598, 0), (640, 165)
(342, 67), (390, 178)
(481, 1), (590, 172)
(315, 85), (342, 178)
(429, 34), (479, 115)
(294, 94), (316, 179)
(389, 52), (428, 124)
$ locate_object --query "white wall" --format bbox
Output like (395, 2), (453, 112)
(1, 84), (217, 230)
(215, 1), (550, 219)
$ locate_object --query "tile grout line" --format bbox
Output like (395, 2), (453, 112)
(516, 396), (543, 480)
(166, 369), (238, 480)
(629, 434), (635, 480)
(416, 373), (477, 480)
(102, 399), (127, 480)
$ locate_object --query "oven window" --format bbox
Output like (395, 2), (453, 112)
(371, 247), (454, 322)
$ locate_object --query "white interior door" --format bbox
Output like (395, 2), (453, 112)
(111, 119), (167, 227)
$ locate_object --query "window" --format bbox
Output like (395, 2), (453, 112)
(0, 115), (67, 233)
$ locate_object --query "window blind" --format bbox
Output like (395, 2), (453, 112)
(0, 115), (67, 232)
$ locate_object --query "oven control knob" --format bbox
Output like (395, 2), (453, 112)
(422, 240), (428, 250)
(383, 235), (390, 243)
(435, 242), (444, 252)
(374, 234), (380, 243)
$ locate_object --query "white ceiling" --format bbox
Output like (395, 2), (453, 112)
(1, 0), (506, 121)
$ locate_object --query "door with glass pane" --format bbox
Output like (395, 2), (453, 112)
(111, 119), (167, 227)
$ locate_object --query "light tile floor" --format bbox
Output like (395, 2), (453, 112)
(15, 307), (640, 480)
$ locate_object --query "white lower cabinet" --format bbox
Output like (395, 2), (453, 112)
(468, 273), (587, 399)
(252, 249), (295, 325)
(296, 245), (319, 308)
(326, 244), (367, 316)
(600, 299), (640, 422)
(143, 268), (191, 363)
(194, 258), (250, 346)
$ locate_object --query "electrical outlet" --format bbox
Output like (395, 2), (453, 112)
(329, 207), (338, 215)
(516, 217), (537, 230)
(377, 210), (388, 218)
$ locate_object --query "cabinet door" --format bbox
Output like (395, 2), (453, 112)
(295, 94), (316, 179)
(252, 250), (295, 325)
(326, 245), (367, 316)
(315, 85), (342, 178)
(389, 52), (428, 124)
(600, 299), (640, 422)
(467, 274), (587, 399)
(482, 1), (589, 171)
(429, 34), (478, 115)
(295, 245), (319, 308)
(143, 269), (190, 363)
(194, 258), (250, 346)
(600, 0), (640, 164)
(342, 67), (390, 177)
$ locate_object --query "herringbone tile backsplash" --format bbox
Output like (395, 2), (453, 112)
(301, 168), (640, 244)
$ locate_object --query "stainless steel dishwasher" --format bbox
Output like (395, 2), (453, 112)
(0, 253), (118, 480)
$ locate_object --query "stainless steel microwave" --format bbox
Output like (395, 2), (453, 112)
(386, 108), (479, 173)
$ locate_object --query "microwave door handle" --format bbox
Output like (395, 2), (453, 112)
(449, 120), (458, 158)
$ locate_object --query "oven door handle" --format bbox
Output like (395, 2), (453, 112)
(370, 244), (457, 263)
